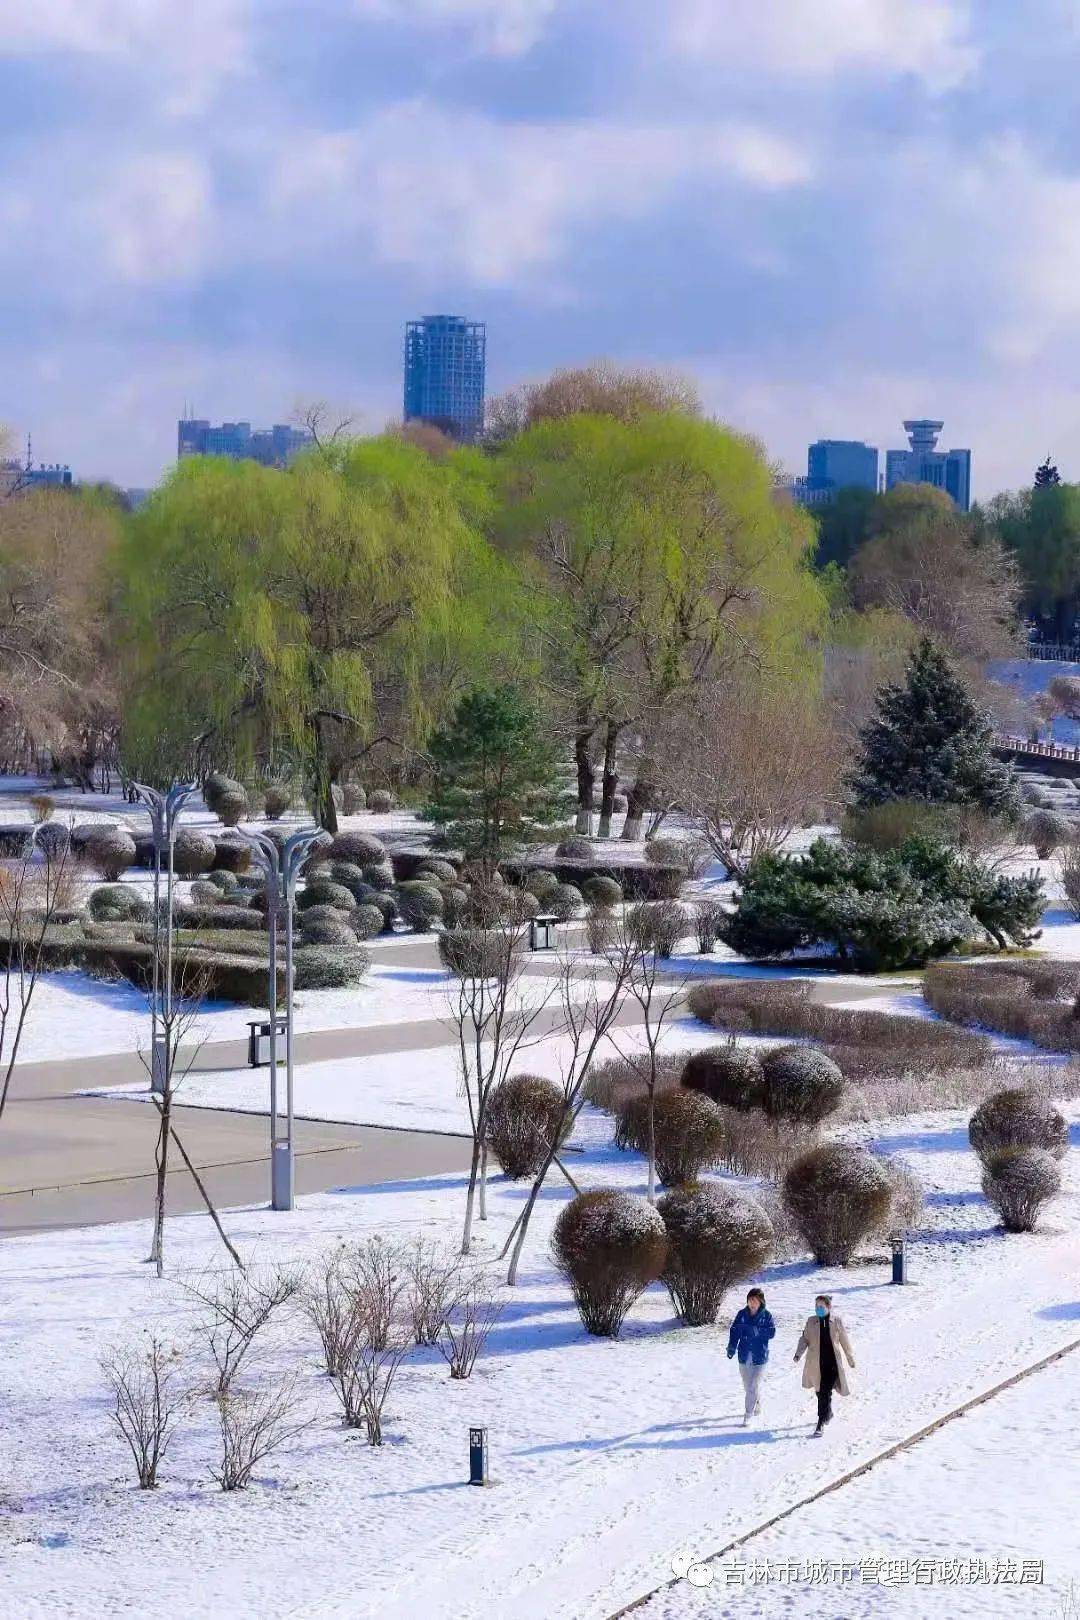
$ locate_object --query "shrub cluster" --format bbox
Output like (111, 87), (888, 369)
(783, 1143), (894, 1265)
(627, 900), (685, 958)
(658, 1184), (773, 1326)
(981, 1148), (1062, 1232)
(552, 1190), (667, 1337)
(924, 960), (1080, 1055)
(681, 1046), (765, 1112)
(615, 1090), (727, 1186)
(485, 1074), (568, 1178)
(969, 1088), (1068, 1163)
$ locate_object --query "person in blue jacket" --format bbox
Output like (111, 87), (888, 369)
(726, 1287), (776, 1425)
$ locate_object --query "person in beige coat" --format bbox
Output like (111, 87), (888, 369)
(793, 1294), (855, 1436)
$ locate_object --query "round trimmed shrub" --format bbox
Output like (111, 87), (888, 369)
(206, 869), (239, 894)
(350, 903), (385, 941)
(439, 885), (471, 929)
(981, 1146), (1062, 1232)
(88, 885), (152, 924)
(658, 1183), (773, 1326)
(415, 858), (457, 885)
(628, 900), (685, 958)
(615, 1090), (727, 1186)
(29, 793), (55, 823)
(613, 793), (628, 813)
(35, 822), (70, 860)
(551, 1190), (668, 1338)
(297, 880), (355, 913)
(485, 1073), (568, 1178)
(85, 826), (137, 881)
(328, 862), (368, 897)
(556, 835), (594, 860)
(362, 862), (396, 892)
(210, 837), (252, 874)
(202, 772), (238, 814)
(293, 944), (371, 990)
(969, 1088), (1068, 1164)
(300, 914), (358, 947)
(1026, 809), (1070, 860)
(585, 904), (614, 954)
(172, 829), (216, 877)
(463, 885), (538, 927)
(783, 1143), (893, 1265)
(582, 875), (623, 907)
(362, 890), (397, 928)
(644, 836), (691, 868)
(329, 831), (387, 866)
(190, 879), (222, 906)
(367, 789), (395, 813)
(762, 1046), (844, 1125)
(438, 927), (518, 978)
(215, 786), (248, 827)
(396, 881), (444, 932)
(342, 783), (367, 815)
(296, 902), (351, 931)
(548, 882), (583, 922)
(681, 1046), (765, 1113)
(525, 870), (560, 903)
(262, 782), (292, 820)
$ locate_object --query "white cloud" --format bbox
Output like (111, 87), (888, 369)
(351, 0), (556, 55)
(671, 0), (976, 91)
(275, 102), (812, 283)
(100, 155), (213, 284)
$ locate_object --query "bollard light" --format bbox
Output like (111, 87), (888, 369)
(469, 1426), (489, 1486)
(891, 1237), (907, 1285)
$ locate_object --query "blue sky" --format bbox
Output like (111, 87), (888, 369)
(2, 0), (1079, 494)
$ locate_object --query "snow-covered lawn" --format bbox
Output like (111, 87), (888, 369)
(3, 1097), (1079, 1620)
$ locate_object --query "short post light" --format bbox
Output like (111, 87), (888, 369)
(891, 1236), (908, 1285)
(132, 781), (199, 1096)
(238, 825), (329, 1211)
(469, 1426), (489, 1486)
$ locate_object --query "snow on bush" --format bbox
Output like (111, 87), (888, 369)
(88, 884), (152, 924)
(556, 835), (594, 860)
(581, 874), (623, 907)
(1025, 808), (1070, 859)
(297, 880), (355, 914)
(263, 782), (292, 820)
(395, 881), (445, 932)
(658, 1183), (773, 1327)
(783, 1143), (893, 1266)
(367, 789), (395, 813)
(85, 826), (137, 881)
(615, 1090), (727, 1187)
(681, 1046), (766, 1113)
(438, 927), (517, 980)
(762, 1045), (845, 1124)
(172, 829), (217, 877)
(485, 1073), (568, 1179)
(969, 1088), (1069, 1164)
(328, 830), (387, 867)
(351, 902), (385, 940)
(342, 784), (367, 815)
(548, 882), (583, 922)
(551, 1189), (668, 1338)
(627, 899), (685, 959)
(981, 1147), (1062, 1233)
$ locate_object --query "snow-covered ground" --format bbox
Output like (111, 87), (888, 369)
(3, 1098), (1079, 1620)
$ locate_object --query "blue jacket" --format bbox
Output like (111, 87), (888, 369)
(726, 1306), (776, 1366)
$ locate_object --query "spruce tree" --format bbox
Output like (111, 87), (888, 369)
(421, 687), (569, 873)
(1034, 457), (1061, 489)
(849, 638), (1020, 817)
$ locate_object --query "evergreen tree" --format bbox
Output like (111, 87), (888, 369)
(849, 638), (1020, 818)
(1035, 457), (1061, 489)
(421, 687), (569, 873)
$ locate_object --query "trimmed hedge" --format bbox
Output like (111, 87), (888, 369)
(502, 858), (685, 902)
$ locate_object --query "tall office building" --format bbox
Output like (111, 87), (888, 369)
(403, 315), (486, 442)
(177, 419), (312, 466)
(791, 439), (878, 505)
(885, 419), (971, 512)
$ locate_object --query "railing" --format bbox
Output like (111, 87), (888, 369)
(1024, 643), (1080, 663)
(995, 732), (1080, 764)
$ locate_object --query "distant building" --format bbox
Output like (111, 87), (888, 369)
(403, 315), (486, 442)
(790, 439), (878, 506)
(177, 419), (312, 466)
(885, 419), (971, 512)
(0, 446), (73, 496)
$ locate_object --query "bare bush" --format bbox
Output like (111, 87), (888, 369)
(784, 1143), (893, 1266)
(969, 1088), (1069, 1164)
(712, 1106), (814, 1178)
(1059, 847), (1080, 922)
(485, 1073), (569, 1179)
(585, 902), (615, 955)
(213, 1373), (312, 1490)
(982, 1147), (1062, 1233)
(405, 1236), (461, 1346)
(871, 1157), (925, 1240)
(693, 897), (726, 953)
(582, 1052), (684, 1112)
(29, 793), (55, 823)
(627, 899), (685, 958)
(925, 960), (1080, 1054)
(101, 1334), (193, 1489)
(302, 1247), (354, 1376)
(183, 1263), (301, 1398)
(615, 1089), (727, 1186)
(331, 1238), (412, 1444)
(658, 1183), (773, 1326)
(437, 1269), (504, 1378)
(552, 1190), (668, 1337)
(1026, 809), (1071, 860)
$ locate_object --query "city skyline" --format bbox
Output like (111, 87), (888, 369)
(4, 4), (1080, 494)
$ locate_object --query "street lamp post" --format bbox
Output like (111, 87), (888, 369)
(132, 781), (198, 1096)
(238, 826), (328, 1211)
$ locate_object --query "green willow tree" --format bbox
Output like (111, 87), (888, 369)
(498, 411), (827, 837)
(120, 439), (507, 826)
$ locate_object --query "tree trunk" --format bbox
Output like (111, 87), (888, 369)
(574, 721), (595, 836)
(596, 720), (620, 840)
(646, 1087), (656, 1205)
(621, 762), (656, 842)
(461, 1135), (482, 1255)
(149, 1091), (172, 1277)
(478, 1141), (488, 1221)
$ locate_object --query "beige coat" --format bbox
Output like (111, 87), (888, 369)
(794, 1313), (855, 1396)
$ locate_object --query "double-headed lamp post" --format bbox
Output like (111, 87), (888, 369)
(132, 781), (199, 1096)
(239, 826), (329, 1212)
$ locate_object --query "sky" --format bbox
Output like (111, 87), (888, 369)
(2, 0), (1080, 495)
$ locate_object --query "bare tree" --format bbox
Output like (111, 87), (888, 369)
(292, 399), (357, 451)
(182, 1262), (301, 1398)
(0, 832), (79, 1121)
(609, 924), (690, 1203)
(213, 1373), (312, 1490)
(101, 1334), (194, 1489)
(666, 673), (843, 878)
(330, 1238), (413, 1444)
(501, 932), (638, 1284)
(443, 897), (557, 1254)
(437, 1268), (504, 1379)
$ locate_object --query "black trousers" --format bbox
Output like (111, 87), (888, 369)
(817, 1369), (838, 1425)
